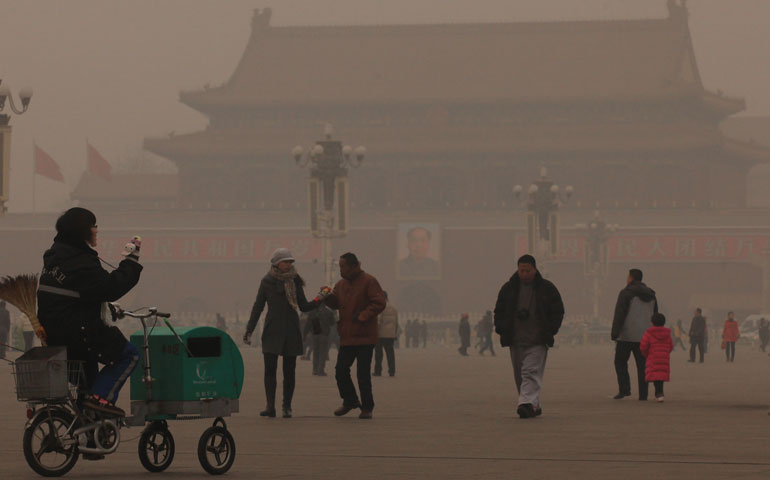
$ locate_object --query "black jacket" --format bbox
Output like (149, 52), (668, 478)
(689, 315), (708, 339)
(37, 239), (142, 365)
(246, 274), (318, 356)
(610, 281), (659, 341)
(493, 272), (565, 348)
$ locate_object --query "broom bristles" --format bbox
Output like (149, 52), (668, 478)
(0, 274), (44, 337)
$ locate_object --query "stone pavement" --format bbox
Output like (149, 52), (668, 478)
(1, 343), (769, 479)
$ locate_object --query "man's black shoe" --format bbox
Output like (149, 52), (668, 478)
(334, 403), (360, 417)
(638, 397), (648, 401)
(613, 393), (630, 400)
(517, 403), (536, 419)
(534, 407), (542, 417)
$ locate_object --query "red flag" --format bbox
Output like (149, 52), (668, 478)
(87, 142), (112, 181)
(34, 144), (65, 183)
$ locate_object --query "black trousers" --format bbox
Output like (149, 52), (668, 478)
(653, 381), (664, 397)
(374, 338), (396, 375)
(690, 338), (705, 362)
(725, 341), (736, 361)
(335, 345), (375, 411)
(614, 341), (648, 399)
(312, 335), (329, 374)
(264, 353), (297, 408)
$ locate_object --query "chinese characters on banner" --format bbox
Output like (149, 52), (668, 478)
(97, 235), (322, 263)
(517, 235), (769, 262)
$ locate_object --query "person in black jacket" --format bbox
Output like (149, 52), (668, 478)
(494, 255), (565, 419)
(37, 208), (143, 417)
(458, 314), (471, 356)
(243, 248), (324, 418)
(688, 308), (708, 363)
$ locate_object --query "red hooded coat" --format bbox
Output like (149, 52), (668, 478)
(640, 326), (673, 382)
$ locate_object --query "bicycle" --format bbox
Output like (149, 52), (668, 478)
(13, 306), (243, 477)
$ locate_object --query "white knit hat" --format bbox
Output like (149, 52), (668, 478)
(270, 248), (295, 265)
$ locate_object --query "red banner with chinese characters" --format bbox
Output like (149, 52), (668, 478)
(96, 235), (322, 263)
(517, 235), (769, 262)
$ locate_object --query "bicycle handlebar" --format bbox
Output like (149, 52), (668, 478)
(117, 307), (170, 320)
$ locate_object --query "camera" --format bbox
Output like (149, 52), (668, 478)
(516, 309), (530, 321)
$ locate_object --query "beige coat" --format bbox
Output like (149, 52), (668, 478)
(378, 305), (399, 339)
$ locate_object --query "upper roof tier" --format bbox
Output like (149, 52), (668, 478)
(179, 1), (742, 114)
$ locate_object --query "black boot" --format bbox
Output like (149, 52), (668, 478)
(283, 374), (295, 418)
(260, 376), (276, 417)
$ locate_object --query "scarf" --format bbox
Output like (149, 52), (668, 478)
(269, 265), (299, 310)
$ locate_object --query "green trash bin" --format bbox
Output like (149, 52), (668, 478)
(128, 326), (244, 424)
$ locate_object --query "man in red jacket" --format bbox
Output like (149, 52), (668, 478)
(325, 253), (386, 419)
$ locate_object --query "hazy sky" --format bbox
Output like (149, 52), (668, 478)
(2, 0), (769, 212)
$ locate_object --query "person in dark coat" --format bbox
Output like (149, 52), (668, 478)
(759, 318), (770, 353)
(479, 310), (496, 356)
(494, 255), (565, 419)
(244, 248), (323, 418)
(37, 207), (143, 417)
(419, 320), (428, 348)
(0, 301), (10, 359)
(688, 308), (708, 363)
(458, 313), (471, 356)
(324, 252), (386, 419)
(611, 269), (658, 401)
(308, 305), (336, 376)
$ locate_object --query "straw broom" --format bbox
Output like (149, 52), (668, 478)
(0, 274), (47, 346)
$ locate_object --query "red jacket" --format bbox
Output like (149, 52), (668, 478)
(640, 326), (673, 382)
(722, 320), (740, 342)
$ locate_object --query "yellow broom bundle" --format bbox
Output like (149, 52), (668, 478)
(0, 274), (47, 346)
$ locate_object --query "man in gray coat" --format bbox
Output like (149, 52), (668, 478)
(611, 268), (658, 400)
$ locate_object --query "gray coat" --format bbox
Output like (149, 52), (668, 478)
(611, 281), (658, 342)
(246, 274), (318, 356)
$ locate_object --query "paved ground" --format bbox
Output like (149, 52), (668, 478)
(1, 342), (769, 479)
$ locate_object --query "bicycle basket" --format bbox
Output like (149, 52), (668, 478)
(12, 346), (73, 401)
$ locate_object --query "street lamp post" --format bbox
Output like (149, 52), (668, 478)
(0, 79), (34, 215)
(577, 211), (617, 323)
(514, 166), (573, 260)
(292, 124), (365, 285)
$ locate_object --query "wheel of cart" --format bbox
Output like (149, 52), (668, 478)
(137, 420), (175, 472)
(198, 417), (236, 475)
(123, 315), (244, 475)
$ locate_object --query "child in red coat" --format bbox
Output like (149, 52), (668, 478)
(640, 313), (674, 402)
